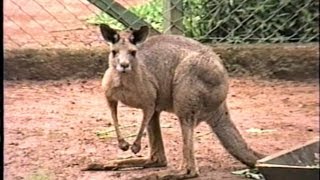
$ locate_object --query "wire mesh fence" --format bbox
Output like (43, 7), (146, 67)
(4, 0), (319, 49)
(185, 0), (319, 43)
(4, 0), (103, 49)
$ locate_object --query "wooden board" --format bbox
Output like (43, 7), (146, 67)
(256, 138), (319, 180)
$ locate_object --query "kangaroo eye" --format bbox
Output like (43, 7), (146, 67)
(129, 50), (136, 56)
(111, 50), (118, 56)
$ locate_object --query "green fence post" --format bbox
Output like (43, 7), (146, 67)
(163, 0), (183, 35)
(88, 0), (160, 35)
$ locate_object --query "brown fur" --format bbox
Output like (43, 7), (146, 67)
(99, 24), (263, 179)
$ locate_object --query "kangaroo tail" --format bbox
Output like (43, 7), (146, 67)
(207, 102), (264, 168)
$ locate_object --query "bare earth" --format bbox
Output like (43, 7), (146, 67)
(4, 77), (319, 180)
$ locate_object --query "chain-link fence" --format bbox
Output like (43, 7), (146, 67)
(4, 0), (319, 49)
(184, 0), (319, 43)
(4, 0), (102, 49)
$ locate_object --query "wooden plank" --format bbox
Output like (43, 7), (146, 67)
(163, 0), (183, 34)
(257, 138), (319, 165)
(256, 139), (319, 180)
(88, 0), (160, 35)
(259, 167), (319, 180)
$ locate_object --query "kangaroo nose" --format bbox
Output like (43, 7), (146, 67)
(120, 63), (129, 68)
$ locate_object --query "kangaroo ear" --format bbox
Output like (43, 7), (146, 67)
(100, 24), (119, 44)
(130, 26), (149, 44)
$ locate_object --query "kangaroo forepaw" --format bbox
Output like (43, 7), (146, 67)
(118, 139), (130, 151)
(131, 142), (141, 154)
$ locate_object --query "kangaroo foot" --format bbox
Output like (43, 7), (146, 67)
(132, 169), (199, 180)
(118, 139), (130, 151)
(82, 157), (167, 171)
(131, 141), (141, 154)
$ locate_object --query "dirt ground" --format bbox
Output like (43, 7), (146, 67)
(4, 77), (319, 180)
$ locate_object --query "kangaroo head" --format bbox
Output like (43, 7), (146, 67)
(100, 24), (149, 73)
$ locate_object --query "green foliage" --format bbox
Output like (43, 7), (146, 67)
(185, 0), (319, 43)
(87, 13), (125, 30)
(183, 0), (206, 38)
(133, 0), (163, 31)
(87, 0), (163, 31)
(87, 0), (319, 43)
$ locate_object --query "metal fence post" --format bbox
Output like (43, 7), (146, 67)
(163, 0), (183, 35)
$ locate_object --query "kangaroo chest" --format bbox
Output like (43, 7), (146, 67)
(106, 75), (155, 109)
(112, 87), (145, 108)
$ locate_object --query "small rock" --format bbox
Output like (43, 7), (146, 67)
(96, 118), (103, 122)
(307, 128), (314, 132)
(106, 122), (112, 126)
(9, 142), (19, 146)
(112, 172), (121, 178)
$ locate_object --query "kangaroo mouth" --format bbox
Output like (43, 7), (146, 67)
(116, 65), (132, 73)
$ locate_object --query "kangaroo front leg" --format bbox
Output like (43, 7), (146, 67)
(83, 110), (167, 171)
(107, 99), (130, 151)
(131, 107), (156, 154)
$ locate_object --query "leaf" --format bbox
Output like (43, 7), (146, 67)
(95, 130), (115, 139)
(161, 124), (173, 128)
(232, 169), (250, 175)
(246, 128), (276, 134)
(232, 168), (266, 180)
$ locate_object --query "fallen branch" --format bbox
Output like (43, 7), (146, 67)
(96, 124), (137, 135)
(195, 132), (212, 138)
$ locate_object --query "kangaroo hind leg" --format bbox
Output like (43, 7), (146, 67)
(138, 116), (199, 179)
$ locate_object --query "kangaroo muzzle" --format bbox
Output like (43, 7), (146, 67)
(116, 62), (131, 73)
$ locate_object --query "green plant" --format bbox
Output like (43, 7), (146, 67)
(87, 13), (125, 30)
(133, 0), (163, 31)
(87, 0), (319, 43)
(183, 0), (205, 38)
(187, 0), (319, 43)
(86, 0), (163, 31)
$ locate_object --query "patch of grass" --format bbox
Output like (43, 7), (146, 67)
(26, 170), (54, 180)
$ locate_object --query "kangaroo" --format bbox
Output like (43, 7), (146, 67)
(90, 24), (263, 179)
